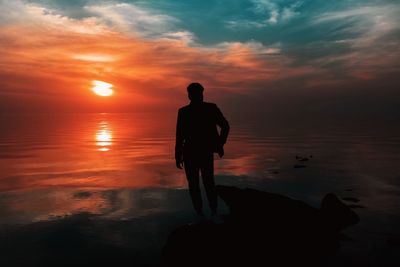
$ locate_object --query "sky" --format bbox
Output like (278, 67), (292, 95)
(0, 0), (399, 120)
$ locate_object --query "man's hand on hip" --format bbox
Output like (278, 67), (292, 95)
(176, 159), (183, 169)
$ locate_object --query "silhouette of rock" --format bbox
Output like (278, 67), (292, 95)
(296, 155), (312, 161)
(162, 185), (359, 267)
(387, 237), (400, 247)
(320, 193), (360, 231)
(341, 197), (360, 203)
(294, 164), (307, 168)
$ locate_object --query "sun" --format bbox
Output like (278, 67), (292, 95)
(92, 80), (114, 96)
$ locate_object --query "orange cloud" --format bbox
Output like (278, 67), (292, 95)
(0, 1), (300, 112)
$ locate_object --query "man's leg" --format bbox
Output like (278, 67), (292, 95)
(201, 153), (217, 215)
(184, 159), (203, 216)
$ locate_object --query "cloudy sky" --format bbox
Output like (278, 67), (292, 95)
(0, 0), (399, 119)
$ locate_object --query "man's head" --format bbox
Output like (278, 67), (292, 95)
(187, 82), (204, 102)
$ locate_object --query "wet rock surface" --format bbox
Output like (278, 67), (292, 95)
(162, 185), (359, 267)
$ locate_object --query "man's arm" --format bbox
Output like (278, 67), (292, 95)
(215, 104), (230, 146)
(175, 109), (184, 169)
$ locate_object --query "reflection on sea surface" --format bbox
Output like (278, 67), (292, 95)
(0, 113), (399, 266)
(0, 113), (400, 222)
(0, 113), (189, 223)
(96, 121), (112, 152)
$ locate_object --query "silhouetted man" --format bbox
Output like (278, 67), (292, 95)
(175, 83), (229, 222)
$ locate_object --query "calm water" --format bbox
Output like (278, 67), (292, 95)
(0, 113), (399, 266)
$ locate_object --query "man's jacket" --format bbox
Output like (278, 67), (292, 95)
(175, 102), (229, 160)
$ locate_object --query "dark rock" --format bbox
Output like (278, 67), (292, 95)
(296, 155), (312, 161)
(320, 193), (360, 231)
(341, 197), (360, 203)
(294, 164), (307, 168)
(338, 233), (353, 242)
(387, 237), (400, 247)
(162, 186), (359, 267)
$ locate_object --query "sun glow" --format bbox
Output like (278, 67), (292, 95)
(92, 80), (114, 97)
(74, 54), (115, 62)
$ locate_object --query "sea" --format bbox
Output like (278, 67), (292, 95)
(0, 113), (399, 266)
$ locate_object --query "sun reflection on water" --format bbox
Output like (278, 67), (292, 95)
(96, 121), (112, 151)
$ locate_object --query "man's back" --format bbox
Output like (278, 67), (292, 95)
(176, 102), (229, 154)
